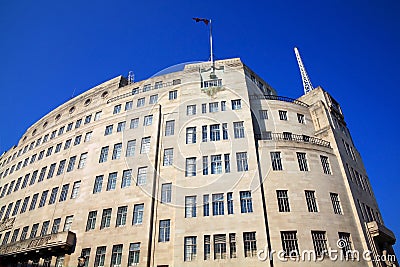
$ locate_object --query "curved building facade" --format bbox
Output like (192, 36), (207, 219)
(0, 58), (396, 267)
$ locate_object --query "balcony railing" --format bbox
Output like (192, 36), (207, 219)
(249, 94), (309, 108)
(255, 132), (331, 148)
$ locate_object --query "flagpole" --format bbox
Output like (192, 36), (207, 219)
(209, 19), (214, 71)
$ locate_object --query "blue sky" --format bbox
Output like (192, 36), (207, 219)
(1, 0), (399, 256)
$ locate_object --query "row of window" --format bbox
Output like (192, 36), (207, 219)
(357, 199), (381, 224)
(185, 152), (248, 177)
(0, 131), (92, 180)
(0, 181), (80, 222)
(0, 214), (74, 246)
(0, 153), (87, 199)
(0, 111), (101, 170)
(185, 99), (242, 116)
(277, 190), (343, 215)
(257, 109), (306, 124)
(92, 168), (148, 193)
(270, 151), (332, 174)
(98, 137), (150, 163)
(345, 163), (372, 195)
(85, 204), (145, 231)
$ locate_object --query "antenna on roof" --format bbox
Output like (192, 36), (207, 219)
(294, 47), (314, 95)
(128, 71), (135, 84)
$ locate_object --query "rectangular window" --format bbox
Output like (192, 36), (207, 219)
(214, 234), (227, 259)
(94, 246), (106, 267)
(320, 156), (331, 174)
(159, 219), (171, 242)
(66, 123), (73, 132)
(229, 233), (237, 258)
(202, 103), (207, 114)
(58, 127), (65, 136)
(277, 190), (290, 212)
(112, 143), (122, 160)
(99, 146), (109, 163)
(240, 191), (253, 213)
(132, 87), (139, 95)
(161, 183), (172, 203)
(63, 215), (73, 231)
(281, 231), (299, 257)
(47, 163), (56, 179)
(74, 135), (82, 145)
(130, 118), (139, 129)
(48, 187), (58, 205)
(168, 90), (177, 100)
(78, 153), (87, 169)
(202, 156), (208, 175)
(297, 152), (309, 171)
(84, 115), (92, 124)
(113, 104), (121, 114)
(50, 130), (57, 140)
(104, 125), (113, 136)
(224, 154), (230, 173)
(203, 195), (209, 216)
(12, 200), (21, 216)
(184, 237), (197, 261)
(121, 169), (132, 188)
(149, 94), (158, 104)
(163, 148), (173, 166)
(231, 99), (242, 110)
(10, 229), (19, 243)
(93, 175), (103, 194)
(202, 125), (207, 142)
(144, 115), (153, 126)
(236, 152), (248, 172)
(20, 226), (29, 241)
(243, 232), (257, 257)
(297, 113), (305, 124)
(46, 147), (53, 157)
(305, 190), (318, 212)
(81, 248), (91, 267)
(94, 111), (102, 121)
(330, 193), (342, 215)
(140, 137), (151, 154)
(39, 190), (49, 208)
(133, 204), (144, 225)
(40, 221), (50, 236)
(187, 105), (196, 115)
(221, 101), (226, 111)
(222, 123), (228, 140)
(173, 79), (181, 85)
(128, 243), (140, 266)
(186, 127), (196, 144)
(279, 110), (288, 120)
(29, 193), (39, 211)
(137, 167), (147, 185)
(51, 218), (61, 234)
(270, 152), (283, 171)
(338, 232), (353, 258)
(111, 244), (123, 266)
(165, 120), (175, 136)
(210, 124), (220, 141)
(64, 139), (71, 150)
(100, 208), (112, 229)
(185, 196), (196, 218)
(125, 101), (133, 111)
(59, 184), (69, 202)
(56, 160), (66, 175)
(211, 155), (222, 174)
(259, 110), (268, 119)
(30, 223), (39, 238)
(107, 172), (118, 191)
(55, 143), (62, 153)
(233, 121), (245, 138)
(71, 181), (81, 199)
(312, 231), (327, 257)
(203, 79), (222, 88)
(204, 235), (211, 260)
(227, 192), (234, 214)
(143, 83), (151, 92)
(126, 140), (136, 157)
(117, 121), (126, 132)
(212, 193), (224, 216)
(185, 157), (196, 177)
(116, 206), (128, 227)
(209, 102), (219, 112)
(86, 211), (97, 231)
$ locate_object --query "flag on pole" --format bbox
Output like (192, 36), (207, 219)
(192, 17), (209, 25)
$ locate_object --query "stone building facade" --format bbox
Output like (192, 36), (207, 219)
(0, 58), (396, 266)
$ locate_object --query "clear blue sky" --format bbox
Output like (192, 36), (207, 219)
(1, 0), (399, 256)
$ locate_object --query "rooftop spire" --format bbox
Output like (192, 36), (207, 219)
(294, 47), (314, 95)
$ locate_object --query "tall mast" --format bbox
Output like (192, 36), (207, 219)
(294, 47), (314, 94)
